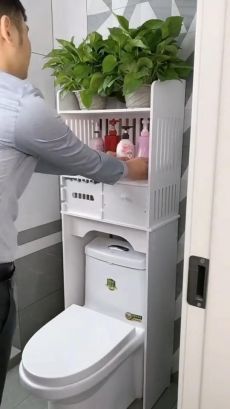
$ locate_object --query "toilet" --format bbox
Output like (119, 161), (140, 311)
(19, 237), (146, 409)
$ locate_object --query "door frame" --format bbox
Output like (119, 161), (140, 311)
(178, 1), (229, 408)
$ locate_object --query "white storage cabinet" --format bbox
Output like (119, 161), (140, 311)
(58, 80), (185, 409)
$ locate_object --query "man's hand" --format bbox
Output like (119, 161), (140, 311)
(126, 158), (148, 180)
(106, 151), (148, 180)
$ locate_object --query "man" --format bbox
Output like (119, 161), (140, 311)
(0, 0), (148, 402)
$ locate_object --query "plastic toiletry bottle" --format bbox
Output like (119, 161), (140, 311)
(116, 126), (134, 159)
(136, 119), (149, 158)
(104, 119), (120, 152)
(89, 122), (104, 152)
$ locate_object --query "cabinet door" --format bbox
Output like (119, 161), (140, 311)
(178, 1), (230, 408)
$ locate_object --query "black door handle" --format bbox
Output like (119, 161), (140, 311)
(187, 256), (209, 309)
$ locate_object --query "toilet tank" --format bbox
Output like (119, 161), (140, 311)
(85, 237), (146, 326)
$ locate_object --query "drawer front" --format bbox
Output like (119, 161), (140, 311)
(103, 184), (148, 228)
(61, 176), (103, 219)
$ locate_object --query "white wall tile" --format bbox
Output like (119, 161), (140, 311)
(112, 0), (129, 9)
(129, 2), (157, 27)
(28, 53), (55, 109)
(22, 0), (53, 55)
(180, 31), (196, 60)
(16, 174), (60, 233)
(87, 0), (111, 15)
(52, 0), (87, 45)
(90, 4), (158, 37)
(96, 12), (119, 37)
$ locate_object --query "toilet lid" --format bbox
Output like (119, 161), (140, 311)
(22, 305), (135, 387)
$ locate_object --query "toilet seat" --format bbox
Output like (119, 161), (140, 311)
(21, 305), (137, 389)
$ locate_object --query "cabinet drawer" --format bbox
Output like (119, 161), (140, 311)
(61, 176), (103, 219)
(103, 183), (148, 228)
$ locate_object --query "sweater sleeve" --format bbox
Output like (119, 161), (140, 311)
(15, 90), (127, 184)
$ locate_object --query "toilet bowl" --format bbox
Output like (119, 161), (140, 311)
(19, 304), (144, 409)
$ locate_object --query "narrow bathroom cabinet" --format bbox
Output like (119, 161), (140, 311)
(58, 80), (185, 409)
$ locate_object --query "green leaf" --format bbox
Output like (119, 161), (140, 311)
(123, 73), (143, 95)
(87, 32), (103, 45)
(74, 64), (91, 79)
(102, 55), (117, 73)
(129, 38), (148, 49)
(137, 19), (163, 32)
(157, 66), (179, 81)
(115, 14), (129, 31)
(80, 90), (93, 108)
(161, 16), (183, 38)
(137, 57), (153, 69)
(120, 61), (138, 74)
(164, 45), (179, 55)
(104, 76), (117, 89)
(173, 64), (193, 78)
(56, 39), (79, 55)
(120, 52), (135, 65)
(82, 78), (90, 89)
(138, 29), (162, 52)
(89, 72), (104, 92)
(108, 27), (128, 46)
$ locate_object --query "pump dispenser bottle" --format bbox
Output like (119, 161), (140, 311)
(104, 119), (120, 152)
(136, 119), (149, 158)
(89, 122), (104, 152)
(116, 126), (134, 159)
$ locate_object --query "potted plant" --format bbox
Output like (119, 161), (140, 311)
(43, 38), (81, 110)
(43, 34), (107, 110)
(103, 14), (192, 108)
(72, 32), (107, 109)
(75, 32), (125, 109)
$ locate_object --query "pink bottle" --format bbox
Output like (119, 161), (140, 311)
(89, 122), (104, 152)
(136, 119), (149, 158)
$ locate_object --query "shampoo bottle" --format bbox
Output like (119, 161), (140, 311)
(89, 122), (104, 152)
(136, 119), (149, 158)
(104, 119), (120, 152)
(116, 126), (134, 159)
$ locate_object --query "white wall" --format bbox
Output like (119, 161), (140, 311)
(52, 0), (87, 45)
(16, 0), (88, 255)
(15, 0), (60, 252)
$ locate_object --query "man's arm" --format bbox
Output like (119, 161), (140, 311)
(14, 91), (127, 184)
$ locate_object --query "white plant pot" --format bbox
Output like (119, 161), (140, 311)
(74, 91), (107, 110)
(125, 85), (151, 108)
(59, 91), (80, 111)
(106, 97), (126, 109)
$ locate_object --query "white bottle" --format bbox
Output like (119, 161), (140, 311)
(116, 126), (134, 159)
(136, 119), (149, 158)
(89, 122), (104, 152)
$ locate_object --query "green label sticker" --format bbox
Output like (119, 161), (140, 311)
(106, 278), (117, 291)
(125, 312), (143, 322)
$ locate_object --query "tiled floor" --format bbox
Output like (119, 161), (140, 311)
(1, 365), (177, 409)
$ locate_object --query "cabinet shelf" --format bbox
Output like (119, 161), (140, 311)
(58, 107), (151, 115)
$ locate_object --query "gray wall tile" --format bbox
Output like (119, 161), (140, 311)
(87, 11), (111, 32)
(44, 242), (63, 259)
(19, 290), (64, 348)
(175, 0), (197, 29)
(149, 0), (172, 19)
(15, 247), (63, 311)
(12, 315), (21, 350)
(18, 220), (61, 246)
(175, 260), (183, 299)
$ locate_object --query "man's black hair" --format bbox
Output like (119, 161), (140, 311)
(0, 0), (27, 23)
